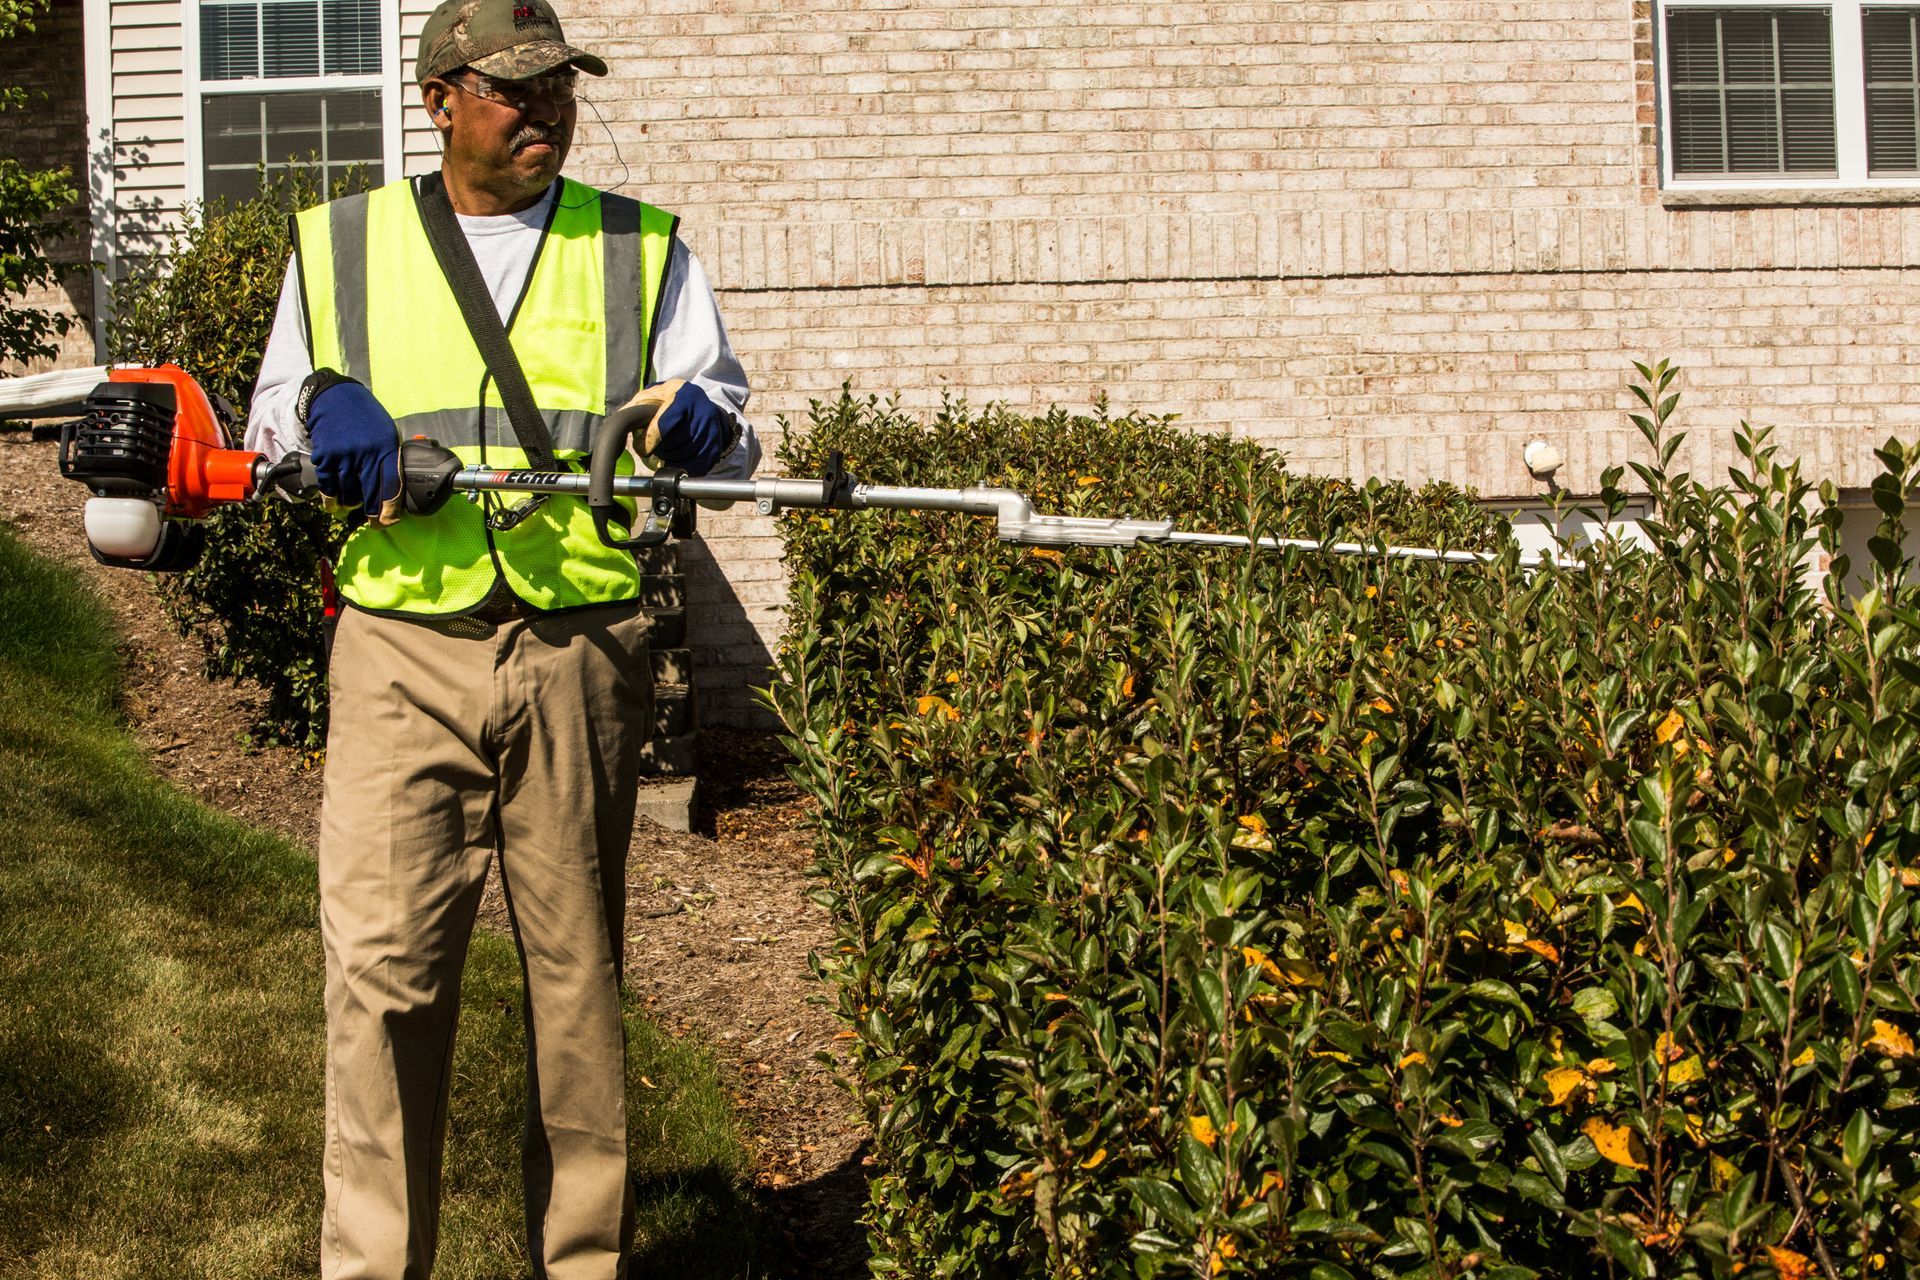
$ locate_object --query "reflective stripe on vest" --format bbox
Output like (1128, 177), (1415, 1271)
(293, 176), (678, 615)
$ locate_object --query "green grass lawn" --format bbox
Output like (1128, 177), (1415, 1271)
(0, 528), (762, 1278)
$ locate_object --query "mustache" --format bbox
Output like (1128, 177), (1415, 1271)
(510, 125), (564, 151)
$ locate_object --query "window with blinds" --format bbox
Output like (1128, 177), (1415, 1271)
(200, 0), (380, 80)
(194, 0), (386, 204)
(202, 89), (382, 204)
(1865, 7), (1920, 172)
(1666, 8), (1838, 176)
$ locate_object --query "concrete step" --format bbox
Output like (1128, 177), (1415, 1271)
(633, 776), (698, 833)
(651, 647), (692, 686)
(634, 542), (680, 575)
(647, 608), (684, 649)
(638, 731), (697, 777)
(636, 574), (686, 610)
(652, 684), (695, 739)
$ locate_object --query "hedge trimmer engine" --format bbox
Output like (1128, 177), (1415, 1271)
(57, 364), (281, 571)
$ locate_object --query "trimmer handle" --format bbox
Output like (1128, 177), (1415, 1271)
(588, 380), (684, 551)
(398, 438), (461, 515)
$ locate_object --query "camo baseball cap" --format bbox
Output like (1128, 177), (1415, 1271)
(415, 0), (607, 85)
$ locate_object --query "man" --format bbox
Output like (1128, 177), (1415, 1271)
(245, 0), (759, 1273)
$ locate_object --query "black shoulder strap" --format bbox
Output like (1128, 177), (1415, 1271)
(412, 171), (559, 470)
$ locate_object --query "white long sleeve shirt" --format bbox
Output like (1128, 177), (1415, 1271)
(246, 178), (760, 482)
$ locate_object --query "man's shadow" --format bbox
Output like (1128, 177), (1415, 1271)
(627, 1143), (872, 1280)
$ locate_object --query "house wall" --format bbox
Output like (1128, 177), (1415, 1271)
(0, 0), (95, 372)
(82, 0), (1920, 724)
(531, 0), (1920, 725)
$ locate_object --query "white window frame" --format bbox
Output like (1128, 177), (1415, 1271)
(183, 0), (404, 206)
(1658, 0), (1920, 190)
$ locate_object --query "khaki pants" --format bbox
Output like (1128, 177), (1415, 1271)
(317, 603), (652, 1280)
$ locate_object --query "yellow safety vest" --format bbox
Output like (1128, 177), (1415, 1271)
(292, 175), (678, 615)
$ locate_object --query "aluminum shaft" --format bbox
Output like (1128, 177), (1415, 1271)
(451, 466), (1575, 569)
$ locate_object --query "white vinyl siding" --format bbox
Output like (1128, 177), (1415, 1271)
(398, 0), (438, 177)
(108, 0), (189, 254)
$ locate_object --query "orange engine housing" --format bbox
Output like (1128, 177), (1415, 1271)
(107, 364), (261, 518)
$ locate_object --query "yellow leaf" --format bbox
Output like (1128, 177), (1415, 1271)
(1122, 672), (1136, 698)
(1257, 1170), (1285, 1197)
(1586, 1057), (1619, 1076)
(1027, 547), (1064, 563)
(1655, 1032), (1685, 1064)
(1581, 1117), (1651, 1170)
(1790, 1046), (1816, 1068)
(1667, 1055), (1706, 1086)
(1655, 709), (1685, 744)
(1388, 869), (1411, 895)
(999, 1168), (1037, 1198)
(1869, 1019), (1916, 1058)
(1400, 1051), (1428, 1068)
(1230, 817), (1275, 852)
(1077, 475), (1103, 486)
(1544, 1065), (1590, 1106)
(1364, 584), (1378, 598)
(1079, 1147), (1107, 1170)
(1271, 956), (1324, 989)
(1208, 1235), (1238, 1276)
(944, 670), (960, 684)
(1767, 1246), (1813, 1280)
(916, 695), (960, 722)
(1188, 1114), (1217, 1147)
(1710, 1153), (1739, 1189)
(1435, 1112), (1464, 1127)
(1370, 697), (1394, 714)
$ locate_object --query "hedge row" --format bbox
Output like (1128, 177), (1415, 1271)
(769, 367), (1920, 1279)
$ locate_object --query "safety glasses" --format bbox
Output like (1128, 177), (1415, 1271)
(450, 69), (578, 110)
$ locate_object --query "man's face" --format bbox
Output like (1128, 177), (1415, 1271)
(425, 69), (578, 200)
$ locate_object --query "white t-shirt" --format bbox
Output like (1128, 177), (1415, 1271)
(246, 178), (760, 482)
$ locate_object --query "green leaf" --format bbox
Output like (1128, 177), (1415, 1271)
(1572, 987), (1619, 1022)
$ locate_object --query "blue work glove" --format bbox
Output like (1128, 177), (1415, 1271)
(646, 382), (737, 477)
(300, 369), (401, 517)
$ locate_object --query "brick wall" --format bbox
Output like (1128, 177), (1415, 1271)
(0, 0), (94, 373)
(536, 1), (1920, 723)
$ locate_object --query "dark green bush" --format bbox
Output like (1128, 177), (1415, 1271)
(110, 170), (344, 747)
(770, 368), (1920, 1279)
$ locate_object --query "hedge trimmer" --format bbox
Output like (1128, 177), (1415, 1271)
(41, 365), (1560, 571)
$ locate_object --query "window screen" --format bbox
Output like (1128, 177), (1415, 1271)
(202, 88), (383, 204)
(1865, 8), (1920, 172)
(201, 0), (380, 80)
(1666, 8), (1838, 175)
